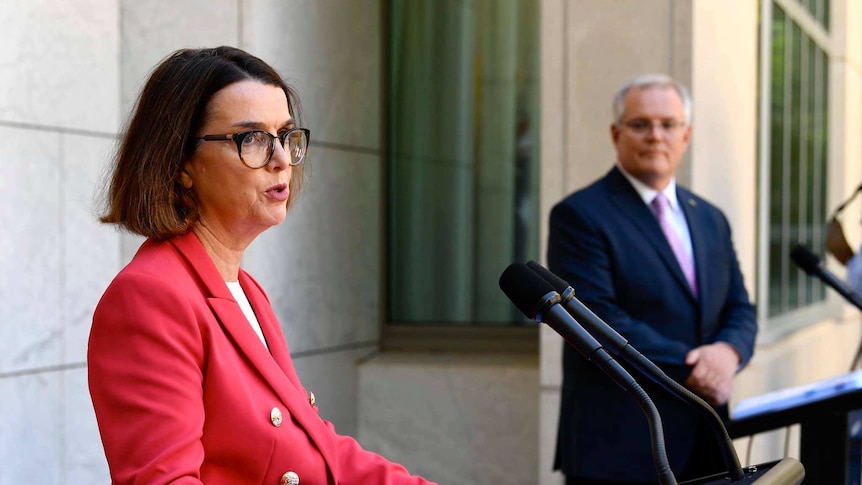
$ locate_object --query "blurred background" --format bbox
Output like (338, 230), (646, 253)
(1, 0), (860, 483)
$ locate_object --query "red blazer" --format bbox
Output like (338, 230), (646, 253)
(88, 231), (435, 485)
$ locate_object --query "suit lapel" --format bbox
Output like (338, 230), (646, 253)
(679, 189), (708, 305)
(238, 272), (305, 391)
(169, 232), (337, 472)
(606, 168), (697, 303)
(207, 297), (337, 460)
(206, 297), (300, 396)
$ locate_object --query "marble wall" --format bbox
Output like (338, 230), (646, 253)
(357, 353), (539, 485)
(0, 0), (120, 483)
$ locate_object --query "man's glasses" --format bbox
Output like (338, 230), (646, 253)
(197, 127), (310, 169)
(620, 119), (687, 138)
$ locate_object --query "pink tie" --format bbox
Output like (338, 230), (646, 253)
(651, 194), (698, 296)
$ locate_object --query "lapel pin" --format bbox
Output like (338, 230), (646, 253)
(688, 198), (697, 208)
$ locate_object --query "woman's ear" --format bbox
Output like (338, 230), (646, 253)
(179, 164), (193, 189)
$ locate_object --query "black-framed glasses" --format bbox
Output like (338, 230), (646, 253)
(620, 119), (687, 138)
(197, 127), (310, 168)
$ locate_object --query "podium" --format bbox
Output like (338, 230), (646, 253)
(727, 370), (862, 484)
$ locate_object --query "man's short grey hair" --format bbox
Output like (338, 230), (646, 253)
(612, 74), (692, 124)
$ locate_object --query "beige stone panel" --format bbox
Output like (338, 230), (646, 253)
(120, 0), (239, 116)
(358, 353), (538, 485)
(539, 0), (568, 253)
(541, 324), (564, 387)
(0, 372), (62, 484)
(64, 367), (110, 484)
(832, 0), (862, 67)
(62, 133), (122, 365)
(0, 0), (119, 133)
(565, 0), (675, 192)
(0, 126), (62, 373)
(828, 60), (862, 252)
(539, 388), (565, 485)
(690, 0), (759, 287)
(243, 0), (381, 150)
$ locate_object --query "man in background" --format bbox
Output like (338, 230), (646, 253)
(549, 74), (757, 484)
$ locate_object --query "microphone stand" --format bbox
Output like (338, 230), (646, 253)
(499, 263), (678, 484)
(790, 245), (862, 371)
(506, 262), (804, 484)
(525, 261), (748, 481)
(790, 245), (862, 311)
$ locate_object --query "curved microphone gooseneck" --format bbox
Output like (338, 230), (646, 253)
(525, 260), (746, 482)
(499, 262), (678, 485)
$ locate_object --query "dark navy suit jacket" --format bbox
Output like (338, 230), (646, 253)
(549, 167), (757, 481)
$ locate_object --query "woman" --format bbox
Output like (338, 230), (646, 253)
(89, 46), (436, 485)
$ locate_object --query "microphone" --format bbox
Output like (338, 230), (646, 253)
(499, 262), (678, 485)
(791, 244), (862, 370)
(790, 244), (862, 311)
(525, 260), (745, 481)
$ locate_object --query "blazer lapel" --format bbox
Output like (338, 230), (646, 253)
(207, 297), (299, 395)
(238, 271), (304, 391)
(170, 232), (337, 472)
(679, 189), (709, 305)
(606, 168), (697, 303)
(207, 298), (337, 466)
(235, 277), (340, 474)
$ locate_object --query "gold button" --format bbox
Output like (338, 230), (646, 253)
(308, 391), (315, 406)
(270, 407), (283, 427)
(280, 471), (299, 485)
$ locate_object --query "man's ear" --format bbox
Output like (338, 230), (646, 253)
(681, 124), (693, 146)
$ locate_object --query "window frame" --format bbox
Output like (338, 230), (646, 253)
(379, 0), (539, 353)
(756, 0), (842, 341)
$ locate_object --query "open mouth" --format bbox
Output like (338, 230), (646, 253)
(266, 183), (289, 201)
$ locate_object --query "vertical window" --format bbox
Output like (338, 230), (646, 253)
(797, 0), (830, 28)
(386, 0), (540, 326)
(759, 0), (831, 325)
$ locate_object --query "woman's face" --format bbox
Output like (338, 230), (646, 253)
(181, 80), (294, 243)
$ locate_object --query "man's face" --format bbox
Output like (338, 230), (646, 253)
(611, 86), (692, 191)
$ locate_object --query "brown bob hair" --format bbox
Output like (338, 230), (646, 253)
(100, 46), (306, 240)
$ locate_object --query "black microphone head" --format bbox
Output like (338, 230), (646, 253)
(526, 260), (571, 294)
(499, 262), (557, 319)
(790, 244), (822, 275)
